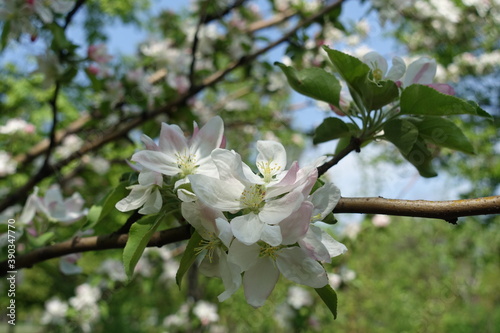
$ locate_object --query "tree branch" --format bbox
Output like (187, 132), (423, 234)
(0, 0), (346, 214)
(317, 136), (362, 177)
(2, 195), (498, 276)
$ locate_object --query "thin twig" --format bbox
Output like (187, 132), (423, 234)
(202, 0), (247, 24)
(189, 0), (210, 88)
(64, 0), (87, 29)
(0, 0), (346, 214)
(1, 195), (498, 276)
(317, 136), (362, 177)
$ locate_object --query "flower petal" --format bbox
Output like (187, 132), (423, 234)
(139, 188), (162, 215)
(228, 239), (260, 272)
(276, 247), (328, 288)
(386, 56), (406, 81)
(280, 201), (314, 245)
(260, 224), (282, 246)
(363, 51), (388, 75)
(217, 250), (242, 302)
(190, 116), (224, 161)
(243, 257), (280, 308)
(231, 213), (263, 245)
(189, 174), (244, 212)
(132, 151), (180, 176)
(404, 57), (436, 86)
(259, 190), (304, 225)
(309, 182), (341, 221)
(256, 140), (287, 181)
(158, 122), (188, 155)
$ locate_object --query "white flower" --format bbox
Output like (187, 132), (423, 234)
(363, 51), (406, 82)
(372, 214), (391, 227)
(228, 240), (328, 308)
(69, 283), (101, 311)
(287, 286), (313, 309)
(0, 151), (17, 176)
(41, 297), (68, 324)
(132, 116), (225, 188)
(189, 146), (316, 246)
(401, 56), (455, 95)
(98, 259), (127, 282)
(0, 118), (35, 134)
(20, 185), (87, 224)
(115, 169), (163, 215)
(193, 301), (219, 326)
(33, 50), (64, 88)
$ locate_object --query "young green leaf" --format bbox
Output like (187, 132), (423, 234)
(322, 47), (369, 85)
(175, 231), (202, 289)
(313, 117), (350, 144)
(408, 117), (475, 154)
(400, 85), (492, 118)
(123, 213), (165, 280)
(275, 63), (341, 107)
(315, 284), (338, 319)
(383, 119), (419, 155)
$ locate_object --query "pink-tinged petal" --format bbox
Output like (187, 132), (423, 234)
(44, 185), (64, 207)
(426, 83), (455, 95)
(158, 122), (188, 155)
(265, 161), (299, 198)
(404, 57), (436, 86)
(276, 247), (328, 288)
(280, 201), (314, 245)
(256, 140), (287, 179)
(386, 56), (406, 81)
(231, 213), (263, 245)
(189, 174), (244, 212)
(243, 257), (280, 308)
(115, 186), (150, 212)
(131, 150), (180, 176)
(259, 190), (304, 225)
(298, 227), (331, 262)
(217, 250), (242, 302)
(228, 239), (260, 272)
(211, 149), (258, 184)
(219, 135), (227, 149)
(139, 188), (162, 215)
(310, 182), (341, 221)
(140, 134), (159, 151)
(190, 116), (224, 160)
(260, 224), (282, 246)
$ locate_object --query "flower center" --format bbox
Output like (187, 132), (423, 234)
(240, 184), (266, 211)
(195, 233), (221, 263)
(257, 161), (282, 183)
(259, 243), (280, 260)
(176, 152), (197, 177)
(373, 68), (383, 81)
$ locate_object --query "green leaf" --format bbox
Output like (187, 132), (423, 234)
(1, 21), (11, 51)
(315, 284), (338, 319)
(383, 119), (419, 155)
(400, 85), (492, 118)
(176, 230), (202, 289)
(313, 117), (350, 144)
(334, 136), (351, 155)
(322, 47), (398, 110)
(323, 47), (369, 85)
(123, 213), (165, 279)
(29, 232), (55, 247)
(401, 135), (437, 178)
(275, 63), (341, 106)
(408, 117), (475, 154)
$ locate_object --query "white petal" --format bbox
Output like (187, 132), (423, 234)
(227, 240), (260, 272)
(132, 151), (179, 176)
(20, 188), (40, 224)
(312, 222), (348, 258)
(158, 123), (188, 155)
(176, 188), (197, 202)
(189, 174), (244, 211)
(298, 226), (331, 262)
(362, 51), (388, 75)
(276, 247), (328, 288)
(215, 218), (233, 248)
(139, 188), (162, 215)
(231, 213), (263, 245)
(243, 257), (280, 308)
(217, 250), (242, 302)
(181, 201), (224, 234)
(310, 182), (341, 221)
(256, 140), (287, 179)
(386, 56), (406, 81)
(140, 134), (159, 151)
(260, 224), (282, 246)
(190, 116), (224, 161)
(138, 170), (163, 186)
(115, 185), (150, 212)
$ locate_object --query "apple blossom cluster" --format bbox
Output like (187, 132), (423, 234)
(116, 116), (347, 307)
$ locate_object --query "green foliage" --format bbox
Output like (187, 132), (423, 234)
(175, 231), (201, 288)
(315, 284), (338, 319)
(275, 63), (341, 107)
(313, 117), (351, 144)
